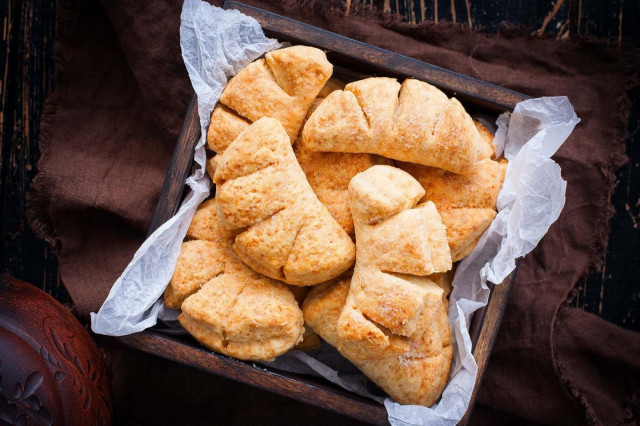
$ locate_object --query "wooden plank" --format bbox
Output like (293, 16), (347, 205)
(0, 0), (62, 299)
(460, 267), (519, 425)
(146, 98), (201, 237)
(223, 1), (530, 113)
(120, 331), (390, 425)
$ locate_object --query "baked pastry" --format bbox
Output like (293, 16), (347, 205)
(475, 120), (496, 159)
(303, 278), (452, 407)
(294, 82), (392, 235)
(429, 270), (454, 310)
(301, 77), (483, 174)
(164, 199), (240, 309)
(336, 165), (451, 344)
(166, 198), (304, 361)
(207, 76), (382, 236)
(179, 268), (304, 362)
(213, 117), (356, 286)
(207, 45), (332, 151)
(398, 123), (506, 261)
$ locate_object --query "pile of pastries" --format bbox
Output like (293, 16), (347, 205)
(163, 46), (506, 407)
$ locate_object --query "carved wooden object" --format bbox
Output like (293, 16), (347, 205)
(0, 275), (112, 425)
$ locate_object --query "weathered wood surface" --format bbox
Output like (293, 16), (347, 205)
(143, 10), (526, 417)
(228, 1), (530, 112)
(146, 98), (201, 237)
(1, 0), (63, 302)
(120, 331), (390, 425)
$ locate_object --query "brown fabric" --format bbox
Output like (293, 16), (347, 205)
(29, 0), (640, 424)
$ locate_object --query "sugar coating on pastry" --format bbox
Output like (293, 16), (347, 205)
(439, 207), (497, 261)
(302, 77), (483, 174)
(398, 150), (507, 261)
(303, 279), (452, 407)
(294, 84), (392, 235)
(167, 198), (304, 361)
(165, 239), (240, 309)
(207, 45), (332, 151)
(206, 76), (377, 237)
(214, 117), (355, 286)
(337, 165), (452, 341)
(399, 158), (506, 209)
(185, 198), (236, 242)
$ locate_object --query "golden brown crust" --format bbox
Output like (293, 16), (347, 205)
(474, 120), (495, 159)
(208, 46), (332, 149)
(398, 152), (507, 261)
(179, 271), (304, 361)
(214, 117), (355, 286)
(302, 77), (483, 174)
(398, 158), (506, 209)
(303, 279), (452, 407)
(186, 198), (236, 242)
(164, 239), (238, 309)
(207, 105), (250, 152)
(294, 84), (392, 235)
(337, 165), (452, 341)
(166, 198), (305, 361)
(439, 207), (497, 261)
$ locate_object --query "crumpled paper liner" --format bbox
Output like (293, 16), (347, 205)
(91, 1), (579, 425)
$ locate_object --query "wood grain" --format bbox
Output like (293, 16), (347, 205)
(225, 1), (529, 113)
(0, 0), (62, 301)
(2, 0), (637, 332)
(460, 267), (519, 425)
(147, 98), (201, 237)
(119, 331), (390, 425)
(1, 0), (638, 424)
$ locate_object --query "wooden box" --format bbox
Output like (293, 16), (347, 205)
(118, 2), (527, 424)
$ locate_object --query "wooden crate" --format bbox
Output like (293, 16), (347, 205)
(118, 2), (527, 424)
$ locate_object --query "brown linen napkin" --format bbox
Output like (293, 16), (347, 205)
(30, 0), (640, 424)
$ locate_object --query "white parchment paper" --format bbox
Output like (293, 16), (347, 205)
(91, 1), (580, 424)
(90, 0), (280, 335)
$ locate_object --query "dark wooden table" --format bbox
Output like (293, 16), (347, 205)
(0, 1), (638, 424)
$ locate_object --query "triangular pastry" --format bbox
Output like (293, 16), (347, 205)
(180, 269), (304, 362)
(398, 124), (507, 261)
(165, 198), (304, 361)
(207, 45), (332, 149)
(213, 117), (356, 286)
(336, 165), (452, 343)
(303, 278), (452, 407)
(294, 81), (392, 235)
(301, 77), (484, 174)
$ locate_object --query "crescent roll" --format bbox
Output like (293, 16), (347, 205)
(207, 45), (332, 151)
(165, 198), (304, 361)
(213, 117), (355, 286)
(336, 165), (451, 346)
(294, 81), (392, 235)
(303, 278), (452, 407)
(302, 77), (484, 174)
(398, 123), (507, 261)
